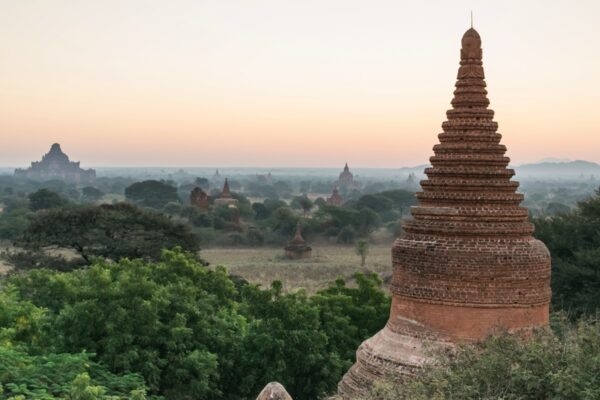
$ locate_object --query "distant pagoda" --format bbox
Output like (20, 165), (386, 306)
(15, 143), (95, 183)
(338, 27), (551, 398)
(337, 163), (355, 188)
(214, 178), (238, 207)
(326, 186), (343, 206)
(284, 223), (311, 259)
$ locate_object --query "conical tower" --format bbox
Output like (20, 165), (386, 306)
(285, 222), (312, 259)
(290, 222), (306, 245)
(338, 27), (551, 398)
(221, 178), (232, 198)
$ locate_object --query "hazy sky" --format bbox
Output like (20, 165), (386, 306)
(1, 0), (599, 167)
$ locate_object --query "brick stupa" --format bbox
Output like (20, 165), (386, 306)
(285, 223), (312, 259)
(338, 27), (551, 398)
(214, 178), (238, 207)
(338, 163), (354, 188)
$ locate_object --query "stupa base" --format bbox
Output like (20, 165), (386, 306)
(337, 325), (446, 399)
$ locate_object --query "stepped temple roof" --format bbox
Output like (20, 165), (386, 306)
(338, 27), (551, 398)
(14, 143), (96, 183)
(338, 163), (354, 187)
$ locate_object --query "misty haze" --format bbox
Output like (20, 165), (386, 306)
(1, 1), (599, 400)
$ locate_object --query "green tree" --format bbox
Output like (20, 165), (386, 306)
(125, 180), (179, 209)
(238, 282), (345, 399)
(364, 315), (600, 400)
(291, 196), (313, 216)
(357, 208), (381, 234)
(298, 196), (313, 216)
(10, 249), (238, 399)
(312, 273), (390, 362)
(355, 240), (369, 266)
(356, 194), (393, 213)
(0, 289), (150, 400)
(378, 189), (417, 215)
(0, 200), (29, 240)
(4, 250), (392, 400)
(271, 207), (299, 236)
(28, 189), (66, 211)
(337, 225), (356, 244)
(534, 188), (600, 316)
(17, 203), (200, 264)
(194, 177), (210, 189)
(81, 186), (104, 202)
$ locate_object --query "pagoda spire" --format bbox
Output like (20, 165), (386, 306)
(221, 178), (232, 198)
(338, 27), (551, 398)
(290, 222), (306, 245)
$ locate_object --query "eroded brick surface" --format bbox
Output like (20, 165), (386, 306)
(338, 28), (551, 399)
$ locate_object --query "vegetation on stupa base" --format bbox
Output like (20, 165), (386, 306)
(362, 314), (600, 400)
(0, 248), (390, 400)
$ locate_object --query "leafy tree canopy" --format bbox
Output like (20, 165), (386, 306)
(16, 203), (200, 264)
(28, 188), (67, 211)
(364, 314), (600, 400)
(534, 188), (600, 316)
(4, 250), (390, 400)
(125, 180), (179, 209)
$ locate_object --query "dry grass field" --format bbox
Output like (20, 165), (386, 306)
(0, 243), (14, 275)
(202, 244), (393, 293)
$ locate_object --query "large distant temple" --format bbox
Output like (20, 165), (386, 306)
(14, 143), (96, 183)
(337, 163), (355, 188)
(338, 27), (551, 398)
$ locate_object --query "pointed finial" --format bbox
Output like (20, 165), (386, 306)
(471, 11), (473, 28)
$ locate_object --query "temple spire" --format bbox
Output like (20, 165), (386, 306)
(338, 27), (551, 399)
(291, 222), (305, 245)
(221, 178), (231, 198)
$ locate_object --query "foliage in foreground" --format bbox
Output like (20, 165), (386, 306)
(0, 289), (153, 399)
(14, 203), (200, 265)
(2, 249), (390, 400)
(534, 187), (600, 316)
(362, 314), (600, 400)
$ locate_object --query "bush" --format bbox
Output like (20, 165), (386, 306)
(337, 225), (356, 244)
(534, 188), (600, 316)
(362, 314), (600, 400)
(3, 250), (391, 400)
(28, 189), (66, 211)
(246, 228), (265, 247)
(16, 203), (200, 264)
(125, 180), (179, 209)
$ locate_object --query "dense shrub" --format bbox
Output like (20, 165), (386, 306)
(0, 289), (152, 399)
(15, 203), (200, 264)
(362, 314), (600, 400)
(3, 250), (390, 400)
(125, 180), (179, 209)
(534, 188), (600, 316)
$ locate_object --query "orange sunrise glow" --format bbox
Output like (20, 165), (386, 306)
(1, 0), (599, 167)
